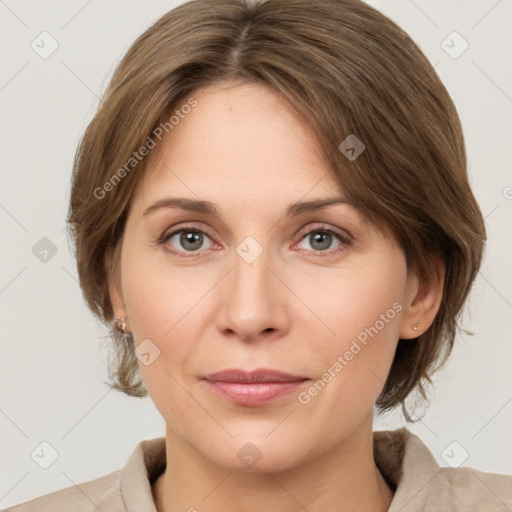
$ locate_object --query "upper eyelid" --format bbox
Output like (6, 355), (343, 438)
(296, 223), (351, 240)
(163, 223), (217, 242)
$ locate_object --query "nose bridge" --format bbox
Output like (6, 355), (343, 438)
(237, 248), (269, 289)
(232, 241), (274, 311)
(217, 238), (287, 339)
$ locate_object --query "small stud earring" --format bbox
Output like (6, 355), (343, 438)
(412, 324), (420, 332)
(114, 317), (126, 334)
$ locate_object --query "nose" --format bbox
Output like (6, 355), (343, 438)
(216, 246), (290, 342)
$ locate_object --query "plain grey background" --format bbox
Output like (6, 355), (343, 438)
(1, 0), (511, 508)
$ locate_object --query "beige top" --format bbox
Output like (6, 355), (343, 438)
(6, 428), (512, 511)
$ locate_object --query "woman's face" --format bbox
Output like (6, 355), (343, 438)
(111, 81), (420, 471)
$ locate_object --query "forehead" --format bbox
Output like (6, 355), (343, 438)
(132, 82), (342, 210)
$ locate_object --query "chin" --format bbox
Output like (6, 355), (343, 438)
(197, 436), (310, 473)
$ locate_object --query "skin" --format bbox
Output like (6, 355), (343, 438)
(109, 81), (445, 512)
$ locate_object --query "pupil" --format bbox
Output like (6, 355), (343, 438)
(311, 232), (331, 250)
(181, 231), (202, 250)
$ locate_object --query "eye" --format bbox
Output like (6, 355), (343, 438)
(158, 223), (352, 258)
(295, 226), (351, 255)
(162, 227), (216, 254)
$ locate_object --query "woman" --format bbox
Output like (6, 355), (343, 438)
(7, 0), (511, 510)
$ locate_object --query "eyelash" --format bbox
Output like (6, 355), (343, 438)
(157, 223), (353, 259)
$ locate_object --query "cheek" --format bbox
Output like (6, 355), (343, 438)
(120, 261), (206, 421)
(307, 260), (405, 343)
(119, 247), (215, 387)
(298, 258), (406, 398)
(120, 236), (207, 341)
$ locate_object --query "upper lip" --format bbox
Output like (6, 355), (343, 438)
(202, 368), (309, 383)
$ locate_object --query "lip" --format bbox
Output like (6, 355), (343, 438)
(203, 368), (308, 383)
(201, 368), (310, 406)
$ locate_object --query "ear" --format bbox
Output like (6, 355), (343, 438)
(399, 255), (445, 339)
(106, 247), (131, 333)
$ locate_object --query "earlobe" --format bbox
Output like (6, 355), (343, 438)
(399, 256), (445, 339)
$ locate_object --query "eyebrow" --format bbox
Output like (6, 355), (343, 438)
(142, 196), (352, 218)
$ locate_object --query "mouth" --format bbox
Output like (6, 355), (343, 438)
(201, 368), (310, 406)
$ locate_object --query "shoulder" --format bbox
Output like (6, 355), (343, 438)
(437, 465), (512, 511)
(4, 470), (123, 512)
(3, 437), (165, 512)
(375, 428), (512, 511)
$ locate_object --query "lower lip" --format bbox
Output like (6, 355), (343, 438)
(203, 380), (309, 406)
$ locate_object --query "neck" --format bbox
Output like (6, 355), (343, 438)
(153, 413), (394, 512)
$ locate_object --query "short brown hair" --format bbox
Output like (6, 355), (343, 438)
(66, 0), (486, 418)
